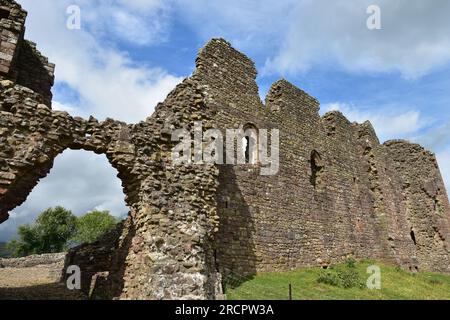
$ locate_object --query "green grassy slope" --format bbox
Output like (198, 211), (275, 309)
(226, 261), (450, 300)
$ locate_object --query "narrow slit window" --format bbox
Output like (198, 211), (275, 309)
(310, 150), (324, 189)
(244, 136), (250, 163)
(410, 228), (417, 246)
(242, 124), (258, 164)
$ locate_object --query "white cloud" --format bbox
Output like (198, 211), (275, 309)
(174, 0), (296, 52)
(177, 0), (450, 79)
(117, 0), (166, 11)
(413, 121), (450, 152)
(52, 101), (79, 115)
(119, 1), (450, 80)
(19, 0), (182, 123)
(263, 0), (450, 78)
(79, 0), (171, 46)
(323, 102), (426, 142)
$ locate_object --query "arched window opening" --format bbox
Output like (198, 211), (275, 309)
(310, 150), (324, 189)
(242, 124), (258, 165)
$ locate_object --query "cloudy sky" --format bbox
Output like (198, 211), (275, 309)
(1, 0), (450, 241)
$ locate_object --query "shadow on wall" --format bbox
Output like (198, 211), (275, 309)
(0, 282), (86, 300)
(62, 217), (136, 300)
(15, 41), (54, 105)
(103, 217), (136, 299)
(215, 165), (257, 292)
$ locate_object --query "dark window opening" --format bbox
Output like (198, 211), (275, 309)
(433, 196), (441, 213)
(410, 228), (417, 246)
(0, 8), (10, 20)
(242, 125), (258, 165)
(0, 102), (13, 113)
(223, 196), (230, 209)
(244, 136), (250, 164)
(409, 265), (419, 273)
(310, 150), (324, 189)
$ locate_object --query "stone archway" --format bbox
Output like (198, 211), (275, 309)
(0, 104), (135, 224)
(0, 149), (129, 241)
(0, 74), (223, 299)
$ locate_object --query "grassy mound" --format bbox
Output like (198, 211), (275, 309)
(226, 260), (450, 300)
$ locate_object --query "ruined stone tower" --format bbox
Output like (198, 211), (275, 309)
(1, 0), (449, 300)
(0, 0), (54, 107)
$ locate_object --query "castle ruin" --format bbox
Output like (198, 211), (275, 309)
(1, 0), (449, 299)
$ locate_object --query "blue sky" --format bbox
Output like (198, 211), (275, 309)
(1, 0), (450, 241)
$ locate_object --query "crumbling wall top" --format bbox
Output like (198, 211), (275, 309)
(1, 0), (54, 106)
(0, 0), (26, 76)
(0, 0), (26, 24)
(193, 38), (258, 97)
(195, 38), (257, 82)
(383, 139), (437, 162)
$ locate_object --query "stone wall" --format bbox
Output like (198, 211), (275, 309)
(0, 0), (449, 300)
(0, 74), (221, 299)
(384, 140), (450, 271)
(14, 40), (55, 106)
(0, 0), (26, 76)
(193, 39), (450, 283)
(0, 252), (65, 282)
(0, 1), (53, 105)
(63, 222), (124, 299)
(0, 252), (65, 268)
(0, 1), (222, 300)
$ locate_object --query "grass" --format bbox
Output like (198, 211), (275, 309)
(226, 260), (450, 300)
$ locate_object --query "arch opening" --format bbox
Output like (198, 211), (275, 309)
(0, 149), (129, 249)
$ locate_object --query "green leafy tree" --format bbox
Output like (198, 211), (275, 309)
(72, 210), (118, 244)
(7, 206), (77, 257)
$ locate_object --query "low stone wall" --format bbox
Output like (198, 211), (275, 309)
(0, 253), (66, 283)
(0, 252), (66, 268)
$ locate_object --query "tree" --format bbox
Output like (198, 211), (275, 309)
(7, 206), (77, 257)
(0, 242), (11, 258)
(72, 210), (118, 245)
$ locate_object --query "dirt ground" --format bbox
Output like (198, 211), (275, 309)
(0, 265), (86, 300)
